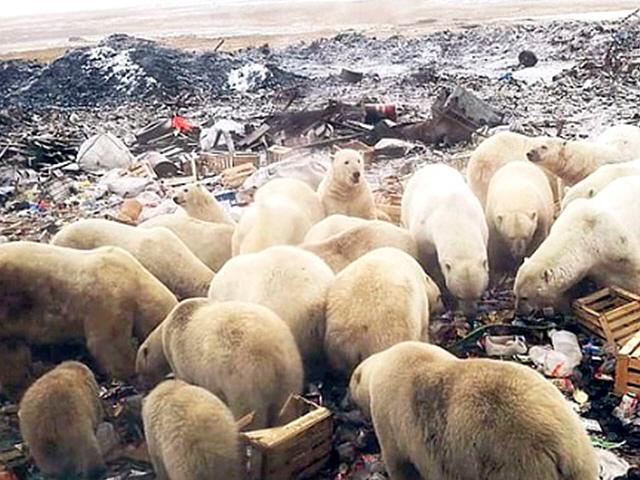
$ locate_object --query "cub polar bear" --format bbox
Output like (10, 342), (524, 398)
(173, 183), (235, 225)
(349, 342), (598, 480)
(485, 162), (554, 272)
(527, 124), (640, 186)
(325, 248), (442, 376)
(139, 213), (233, 271)
(19, 361), (105, 479)
(561, 159), (640, 210)
(303, 214), (368, 243)
(232, 178), (324, 254)
(402, 164), (489, 312)
(137, 299), (303, 429)
(208, 246), (334, 367)
(51, 218), (214, 299)
(515, 176), (640, 313)
(142, 379), (241, 480)
(317, 149), (377, 219)
(465, 131), (561, 207)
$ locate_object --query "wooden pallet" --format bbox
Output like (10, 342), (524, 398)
(615, 330), (640, 395)
(241, 396), (332, 480)
(572, 286), (640, 348)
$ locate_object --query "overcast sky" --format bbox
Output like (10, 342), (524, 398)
(0, 0), (215, 17)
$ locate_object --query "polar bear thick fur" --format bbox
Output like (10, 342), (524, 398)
(19, 361), (105, 479)
(515, 176), (640, 313)
(349, 342), (598, 480)
(139, 213), (233, 271)
(402, 164), (489, 312)
(527, 124), (640, 186)
(0, 242), (177, 384)
(139, 299), (302, 429)
(207, 246), (334, 368)
(233, 177), (325, 254)
(253, 177), (325, 224)
(301, 221), (418, 273)
(52, 218), (214, 299)
(325, 248), (441, 376)
(317, 149), (377, 219)
(561, 159), (640, 210)
(173, 183), (235, 225)
(466, 131), (561, 207)
(142, 379), (241, 480)
(303, 214), (369, 243)
(486, 162), (554, 273)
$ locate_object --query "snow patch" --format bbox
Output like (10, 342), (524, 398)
(227, 63), (271, 92)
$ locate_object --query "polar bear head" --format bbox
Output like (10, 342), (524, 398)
(331, 149), (365, 187)
(349, 352), (380, 418)
(173, 183), (209, 208)
(440, 256), (489, 314)
(423, 273), (445, 314)
(526, 137), (567, 168)
(495, 210), (538, 259)
(135, 324), (170, 387)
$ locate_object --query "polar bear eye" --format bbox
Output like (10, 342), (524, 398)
(345, 161), (349, 165)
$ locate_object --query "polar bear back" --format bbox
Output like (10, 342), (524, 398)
(595, 124), (640, 160)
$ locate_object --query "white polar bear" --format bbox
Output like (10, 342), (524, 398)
(301, 220), (418, 273)
(349, 342), (598, 480)
(561, 159), (640, 210)
(208, 246), (334, 368)
(325, 247), (441, 376)
(51, 219), (214, 299)
(515, 175), (640, 313)
(173, 183), (235, 225)
(139, 213), (233, 271)
(317, 149), (377, 219)
(527, 124), (640, 186)
(232, 178), (324, 254)
(485, 161), (554, 273)
(402, 164), (489, 312)
(466, 131), (561, 207)
(303, 214), (369, 243)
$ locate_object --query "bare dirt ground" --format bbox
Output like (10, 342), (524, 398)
(1, 0), (638, 61)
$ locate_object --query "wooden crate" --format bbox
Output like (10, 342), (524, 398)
(572, 286), (640, 348)
(241, 396), (332, 480)
(615, 331), (640, 395)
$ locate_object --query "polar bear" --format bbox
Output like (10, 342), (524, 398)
(303, 214), (369, 243)
(317, 149), (377, 219)
(173, 183), (235, 225)
(301, 221), (418, 273)
(139, 213), (233, 271)
(0, 242), (177, 384)
(52, 218), (214, 299)
(19, 361), (105, 479)
(324, 248), (440, 376)
(232, 177), (325, 254)
(232, 200), (311, 255)
(527, 124), (640, 186)
(402, 164), (489, 313)
(515, 176), (640, 314)
(466, 131), (561, 207)
(253, 177), (325, 224)
(142, 379), (242, 480)
(349, 342), (598, 480)
(138, 299), (303, 429)
(208, 246), (334, 368)
(485, 162), (554, 273)
(561, 159), (640, 210)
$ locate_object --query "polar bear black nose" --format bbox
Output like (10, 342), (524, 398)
(353, 172), (361, 179)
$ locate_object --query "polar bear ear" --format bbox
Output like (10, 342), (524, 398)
(141, 345), (149, 359)
(529, 211), (537, 221)
(542, 268), (553, 284)
(587, 188), (596, 198)
(444, 262), (453, 272)
(496, 214), (504, 225)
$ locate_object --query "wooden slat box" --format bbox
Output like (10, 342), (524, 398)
(572, 286), (640, 348)
(241, 396), (333, 480)
(615, 331), (640, 395)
